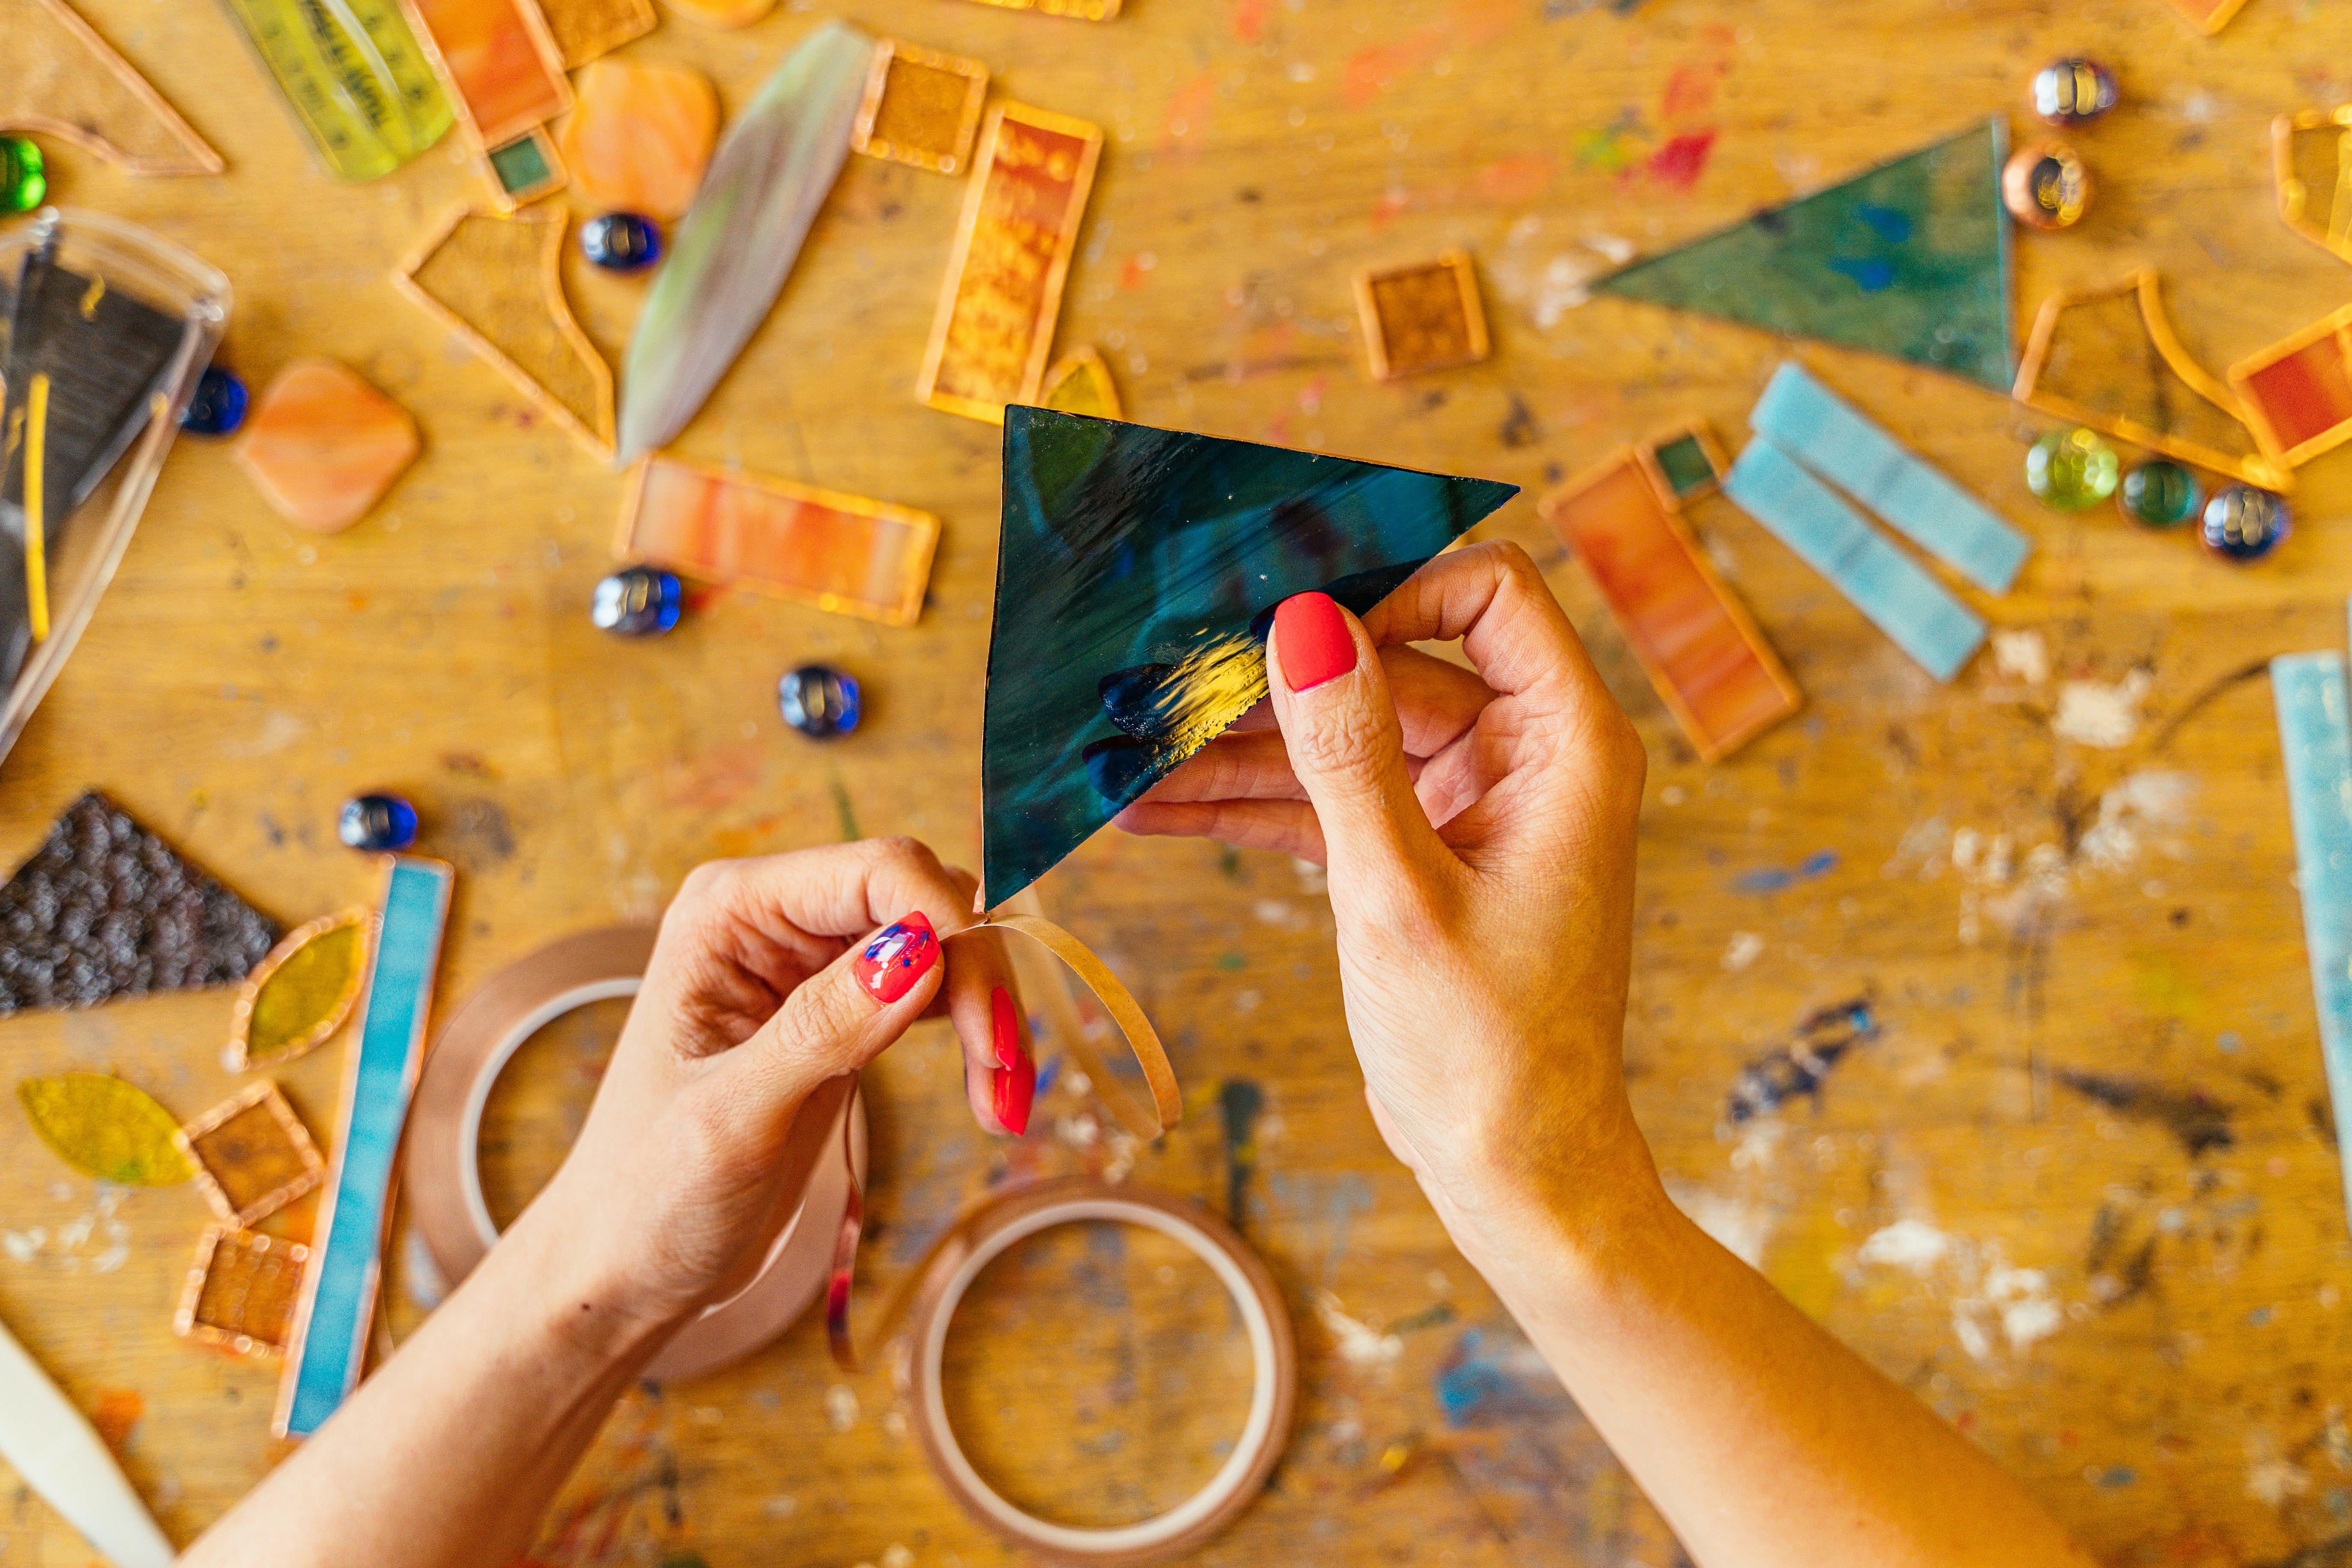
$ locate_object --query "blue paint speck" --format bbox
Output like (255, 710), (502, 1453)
(1856, 203), (1913, 242)
(1829, 257), (1897, 292)
(1034, 1055), (1061, 1098)
(1731, 849), (1840, 894)
(2093, 1465), (2137, 1489)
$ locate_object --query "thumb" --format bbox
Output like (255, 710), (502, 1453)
(709, 912), (943, 1136)
(1267, 592), (1444, 882)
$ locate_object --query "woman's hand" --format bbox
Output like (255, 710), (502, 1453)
(1116, 541), (1660, 1258)
(522, 837), (1033, 1331)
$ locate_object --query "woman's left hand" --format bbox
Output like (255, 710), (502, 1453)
(521, 837), (1032, 1331)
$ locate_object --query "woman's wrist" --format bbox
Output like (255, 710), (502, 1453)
(492, 1181), (686, 1374)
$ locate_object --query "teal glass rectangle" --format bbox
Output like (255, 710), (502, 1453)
(282, 856), (451, 1437)
(1721, 437), (1984, 682)
(1749, 360), (2028, 593)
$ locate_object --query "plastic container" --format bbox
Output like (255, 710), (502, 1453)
(0, 207), (227, 766)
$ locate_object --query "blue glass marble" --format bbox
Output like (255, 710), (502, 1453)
(2201, 486), (2289, 563)
(581, 212), (661, 272)
(338, 793), (419, 852)
(590, 566), (682, 635)
(180, 365), (249, 436)
(778, 664), (859, 738)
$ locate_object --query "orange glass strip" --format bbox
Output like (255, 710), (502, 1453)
(2230, 308), (2352, 468)
(1541, 445), (1800, 763)
(405, 0), (569, 148)
(917, 102), (1102, 423)
(616, 456), (940, 627)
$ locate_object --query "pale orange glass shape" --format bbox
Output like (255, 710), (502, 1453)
(234, 360), (421, 533)
(408, 0), (568, 147)
(1541, 451), (1800, 762)
(558, 59), (718, 221)
(916, 103), (1103, 423)
(616, 457), (939, 626)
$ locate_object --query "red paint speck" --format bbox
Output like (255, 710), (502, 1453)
(1232, 0), (1272, 41)
(1646, 130), (1716, 191)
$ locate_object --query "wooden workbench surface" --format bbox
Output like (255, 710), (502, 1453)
(5, 0), (2351, 1563)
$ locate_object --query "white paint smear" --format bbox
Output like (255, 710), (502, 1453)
(1858, 1218), (1952, 1273)
(825, 1384), (859, 1432)
(1722, 932), (1765, 972)
(1990, 629), (2050, 686)
(1314, 1291), (1403, 1368)
(2052, 669), (2153, 748)
(1666, 1183), (1774, 1268)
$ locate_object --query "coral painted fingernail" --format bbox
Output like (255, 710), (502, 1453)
(1274, 592), (1356, 692)
(990, 986), (1021, 1070)
(854, 911), (937, 1005)
(992, 1047), (1035, 1137)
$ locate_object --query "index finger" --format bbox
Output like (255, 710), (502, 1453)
(1359, 540), (1616, 724)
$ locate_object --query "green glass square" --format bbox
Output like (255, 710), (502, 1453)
(488, 135), (553, 196)
(1653, 433), (1718, 497)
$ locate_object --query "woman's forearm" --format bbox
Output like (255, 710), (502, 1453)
(1453, 1178), (2096, 1568)
(180, 1192), (667, 1568)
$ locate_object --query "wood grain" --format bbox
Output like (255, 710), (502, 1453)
(2, 1), (2350, 1565)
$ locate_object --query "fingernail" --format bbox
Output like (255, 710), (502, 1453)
(992, 1047), (1035, 1137)
(990, 986), (1021, 1070)
(1274, 592), (1356, 692)
(854, 911), (937, 1005)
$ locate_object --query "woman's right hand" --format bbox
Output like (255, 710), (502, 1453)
(1116, 542), (1661, 1260)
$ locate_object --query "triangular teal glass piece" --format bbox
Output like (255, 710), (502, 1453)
(983, 408), (1518, 904)
(1593, 118), (2014, 392)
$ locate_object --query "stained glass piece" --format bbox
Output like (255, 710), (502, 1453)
(558, 59), (717, 222)
(1595, 118), (2014, 392)
(0, 790), (278, 1013)
(0, 0), (223, 174)
(233, 359), (420, 532)
(213, 0), (453, 182)
(1541, 446), (1799, 763)
(616, 21), (871, 466)
(616, 455), (937, 625)
(981, 407), (1517, 904)
(17, 1071), (195, 1185)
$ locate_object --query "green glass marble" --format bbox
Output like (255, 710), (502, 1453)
(0, 137), (43, 214)
(2117, 460), (2201, 529)
(1594, 119), (2014, 392)
(2025, 428), (2119, 510)
(981, 408), (1517, 904)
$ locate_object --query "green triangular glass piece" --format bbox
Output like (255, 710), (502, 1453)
(983, 408), (1518, 904)
(1594, 118), (2014, 392)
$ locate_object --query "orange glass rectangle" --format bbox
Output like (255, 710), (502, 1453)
(616, 457), (940, 627)
(2230, 307), (2352, 467)
(917, 102), (1102, 424)
(1541, 443), (1800, 762)
(405, 0), (570, 148)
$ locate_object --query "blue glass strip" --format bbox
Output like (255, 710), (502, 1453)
(2272, 650), (2352, 1223)
(280, 856), (452, 1437)
(1722, 437), (1985, 682)
(1749, 361), (2029, 593)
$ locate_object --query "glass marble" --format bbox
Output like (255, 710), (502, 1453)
(2003, 143), (2089, 229)
(2025, 428), (2119, 509)
(0, 135), (43, 212)
(580, 212), (661, 271)
(778, 664), (859, 738)
(590, 566), (681, 634)
(181, 365), (248, 436)
(2201, 485), (2289, 562)
(338, 793), (419, 852)
(2117, 460), (2201, 529)
(2032, 58), (2117, 124)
